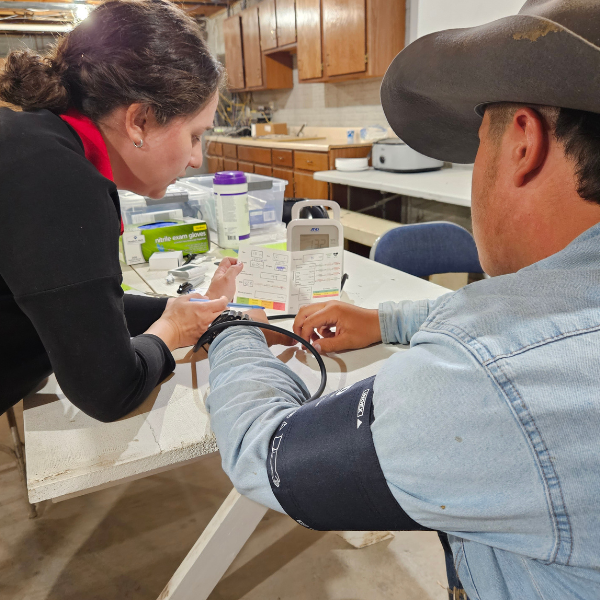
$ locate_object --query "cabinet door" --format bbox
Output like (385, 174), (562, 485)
(207, 156), (224, 173)
(259, 0), (278, 51)
(294, 171), (328, 199)
(254, 164), (273, 177)
(296, 0), (322, 80)
(223, 143), (238, 159)
(238, 161), (255, 174)
(276, 0), (296, 46)
(238, 146), (272, 165)
(223, 158), (238, 171)
(272, 167), (294, 198)
(294, 150), (329, 172)
(322, 0), (366, 76)
(223, 15), (245, 89)
(272, 148), (293, 168)
(241, 7), (263, 88)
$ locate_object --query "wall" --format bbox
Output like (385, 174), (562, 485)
(252, 59), (387, 127)
(415, 0), (525, 38)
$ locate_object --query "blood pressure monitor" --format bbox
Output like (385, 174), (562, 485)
(287, 200), (343, 253)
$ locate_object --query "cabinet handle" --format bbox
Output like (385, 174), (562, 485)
(306, 160), (313, 164)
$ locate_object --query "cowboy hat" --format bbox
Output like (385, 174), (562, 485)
(381, 0), (600, 164)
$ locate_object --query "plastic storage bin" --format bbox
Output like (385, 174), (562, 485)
(182, 173), (285, 232)
(118, 183), (211, 226)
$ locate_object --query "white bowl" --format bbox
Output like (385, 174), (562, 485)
(335, 157), (369, 172)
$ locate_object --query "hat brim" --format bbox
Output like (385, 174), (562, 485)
(381, 15), (600, 164)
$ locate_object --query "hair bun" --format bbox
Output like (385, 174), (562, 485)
(0, 49), (69, 112)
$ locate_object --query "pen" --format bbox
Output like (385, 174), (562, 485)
(190, 299), (266, 310)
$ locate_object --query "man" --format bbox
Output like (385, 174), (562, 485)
(205, 1), (600, 598)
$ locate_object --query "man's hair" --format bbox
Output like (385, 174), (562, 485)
(485, 103), (600, 206)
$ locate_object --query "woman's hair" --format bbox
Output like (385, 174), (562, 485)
(0, 0), (223, 123)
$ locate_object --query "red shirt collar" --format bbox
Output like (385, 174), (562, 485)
(60, 108), (114, 181)
(60, 109), (123, 234)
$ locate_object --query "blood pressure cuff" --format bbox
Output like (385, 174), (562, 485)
(268, 376), (430, 532)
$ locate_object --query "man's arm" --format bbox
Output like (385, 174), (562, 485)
(207, 324), (553, 556)
(292, 295), (453, 353)
(207, 327), (310, 511)
(378, 295), (451, 345)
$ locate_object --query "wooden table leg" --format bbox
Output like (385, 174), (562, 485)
(158, 488), (268, 600)
(5, 407), (37, 519)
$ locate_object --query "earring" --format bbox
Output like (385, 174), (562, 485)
(133, 140), (144, 148)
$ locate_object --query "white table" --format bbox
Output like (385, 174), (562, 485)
(23, 252), (448, 600)
(314, 166), (473, 208)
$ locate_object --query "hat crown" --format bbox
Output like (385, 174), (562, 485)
(520, 0), (600, 47)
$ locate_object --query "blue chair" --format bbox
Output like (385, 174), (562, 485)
(370, 222), (484, 277)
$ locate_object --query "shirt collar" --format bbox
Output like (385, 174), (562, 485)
(59, 108), (114, 182)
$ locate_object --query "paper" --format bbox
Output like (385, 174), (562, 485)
(236, 245), (343, 312)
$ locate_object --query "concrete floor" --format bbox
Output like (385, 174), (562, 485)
(0, 403), (448, 600)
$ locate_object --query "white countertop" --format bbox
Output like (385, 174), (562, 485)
(314, 167), (473, 207)
(205, 134), (373, 153)
(23, 251), (447, 503)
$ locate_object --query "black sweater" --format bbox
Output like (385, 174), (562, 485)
(0, 108), (174, 422)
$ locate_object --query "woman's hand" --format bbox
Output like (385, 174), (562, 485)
(145, 294), (229, 351)
(245, 309), (297, 347)
(206, 258), (244, 301)
(293, 301), (382, 354)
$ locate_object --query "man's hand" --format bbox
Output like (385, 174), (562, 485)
(293, 301), (382, 354)
(245, 309), (297, 347)
(206, 258), (244, 301)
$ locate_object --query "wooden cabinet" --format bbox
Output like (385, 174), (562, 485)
(241, 7), (263, 88)
(294, 150), (329, 172)
(272, 166), (294, 197)
(224, 0), (404, 90)
(294, 170), (328, 199)
(206, 141), (223, 156)
(272, 148), (294, 168)
(204, 141), (368, 201)
(223, 15), (245, 90)
(322, 0), (366, 76)
(222, 143), (237, 159)
(259, 0), (278, 51)
(223, 4), (293, 92)
(254, 164), (273, 177)
(296, 0), (322, 80)
(207, 156), (224, 173)
(238, 146), (272, 165)
(276, 0), (296, 46)
(297, 0), (406, 83)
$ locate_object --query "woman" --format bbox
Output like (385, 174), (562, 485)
(0, 0), (242, 421)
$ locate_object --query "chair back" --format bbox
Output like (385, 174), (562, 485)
(371, 222), (484, 277)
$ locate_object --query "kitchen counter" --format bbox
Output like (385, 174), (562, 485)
(204, 133), (372, 152)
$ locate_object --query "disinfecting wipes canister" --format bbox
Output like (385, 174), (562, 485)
(213, 171), (250, 249)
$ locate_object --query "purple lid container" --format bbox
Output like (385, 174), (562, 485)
(214, 171), (247, 185)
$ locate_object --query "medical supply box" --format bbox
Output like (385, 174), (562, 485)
(122, 219), (210, 265)
(182, 173), (286, 233)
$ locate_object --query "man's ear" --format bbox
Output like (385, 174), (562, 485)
(124, 104), (150, 146)
(511, 107), (549, 187)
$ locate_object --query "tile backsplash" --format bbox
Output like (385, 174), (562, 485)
(251, 56), (389, 128)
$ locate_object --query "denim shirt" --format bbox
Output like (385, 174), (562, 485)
(207, 222), (600, 600)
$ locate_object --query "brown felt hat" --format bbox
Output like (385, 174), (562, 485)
(381, 0), (600, 164)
